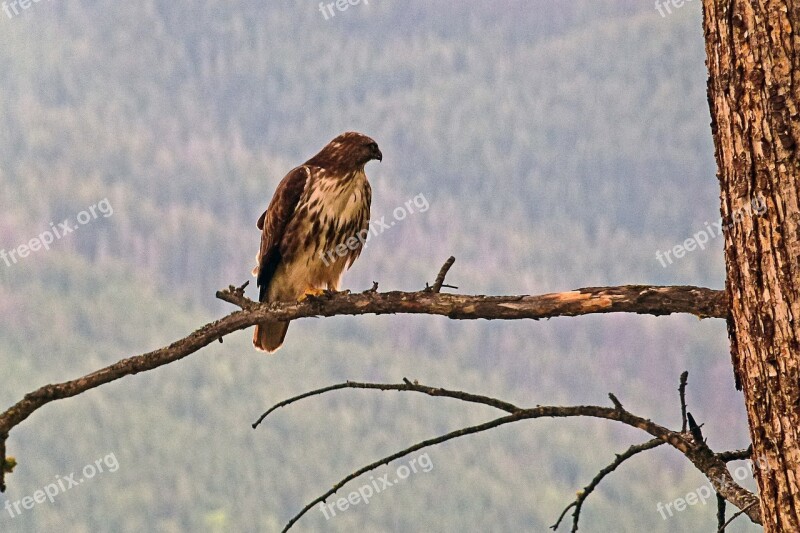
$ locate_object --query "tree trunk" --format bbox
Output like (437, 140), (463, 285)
(702, 1), (800, 529)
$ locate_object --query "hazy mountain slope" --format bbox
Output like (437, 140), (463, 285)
(0, 2), (758, 531)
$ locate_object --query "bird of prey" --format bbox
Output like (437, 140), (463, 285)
(252, 132), (382, 352)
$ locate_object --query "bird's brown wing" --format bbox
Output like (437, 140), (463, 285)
(255, 166), (310, 301)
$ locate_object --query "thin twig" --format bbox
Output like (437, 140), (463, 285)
(429, 256), (456, 293)
(679, 371), (689, 432)
(280, 411), (531, 532)
(551, 438), (664, 531)
(717, 493), (727, 532)
(554, 372), (689, 531)
(609, 393), (623, 410)
(687, 412), (705, 445)
(216, 281), (258, 309)
(718, 501), (757, 532)
(364, 281), (379, 293)
(252, 383), (354, 428)
(252, 380), (521, 428)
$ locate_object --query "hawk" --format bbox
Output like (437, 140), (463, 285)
(252, 132), (382, 352)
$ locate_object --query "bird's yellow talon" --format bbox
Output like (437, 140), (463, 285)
(299, 288), (327, 301)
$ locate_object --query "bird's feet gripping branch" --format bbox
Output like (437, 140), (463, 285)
(299, 288), (350, 301)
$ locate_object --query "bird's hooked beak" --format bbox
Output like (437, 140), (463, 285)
(374, 147), (383, 162)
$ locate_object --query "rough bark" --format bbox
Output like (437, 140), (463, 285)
(702, 1), (800, 529)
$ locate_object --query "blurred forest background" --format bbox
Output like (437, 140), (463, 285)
(0, 1), (760, 531)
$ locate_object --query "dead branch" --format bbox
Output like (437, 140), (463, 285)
(551, 438), (664, 532)
(425, 255), (458, 292)
(718, 493), (727, 532)
(719, 501), (758, 532)
(252, 378), (520, 428)
(253, 378), (760, 531)
(552, 370), (692, 531)
(679, 370), (689, 432)
(217, 283), (728, 320)
(0, 253), (728, 492)
(718, 447), (752, 463)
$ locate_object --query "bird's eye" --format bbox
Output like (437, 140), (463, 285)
(368, 142), (378, 150)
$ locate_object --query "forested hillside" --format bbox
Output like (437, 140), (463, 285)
(0, 1), (758, 531)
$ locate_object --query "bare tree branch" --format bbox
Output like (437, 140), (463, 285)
(679, 370), (689, 433)
(425, 255), (458, 293)
(717, 446), (752, 463)
(217, 283), (728, 320)
(553, 371), (694, 531)
(252, 378), (521, 429)
(719, 501), (758, 532)
(254, 379), (760, 531)
(551, 438), (664, 532)
(717, 493), (727, 532)
(0, 279), (729, 491)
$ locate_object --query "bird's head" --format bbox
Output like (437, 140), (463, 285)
(306, 131), (382, 171)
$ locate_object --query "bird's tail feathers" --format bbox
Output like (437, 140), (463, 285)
(253, 321), (289, 353)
